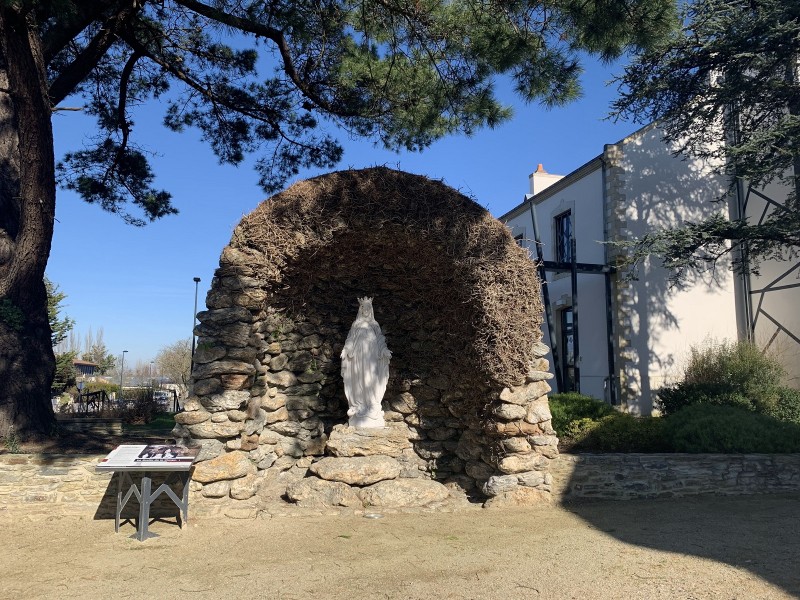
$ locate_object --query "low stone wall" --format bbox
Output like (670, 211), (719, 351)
(0, 454), (116, 518)
(2, 453), (799, 519)
(550, 453), (800, 501)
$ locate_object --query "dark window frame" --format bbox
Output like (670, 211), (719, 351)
(554, 210), (573, 263)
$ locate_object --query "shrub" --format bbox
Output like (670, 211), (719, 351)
(572, 413), (670, 453)
(85, 381), (120, 396)
(765, 387), (800, 425)
(549, 392), (616, 435)
(664, 404), (800, 453)
(657, 339), (784, 416)
(120, 387), (160, 424)
(657, 382), (752, 415)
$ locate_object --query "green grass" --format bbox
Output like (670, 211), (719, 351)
(123, 412), (176, 433)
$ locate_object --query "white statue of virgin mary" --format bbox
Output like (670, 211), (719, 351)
(341, 297), (391, 428)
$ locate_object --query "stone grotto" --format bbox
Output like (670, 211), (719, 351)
(172, 167), (558, 513)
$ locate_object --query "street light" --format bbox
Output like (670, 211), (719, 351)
(191, 277), (201, 358)
(149, 360), (154, 387)
(119, 350), (128, 399)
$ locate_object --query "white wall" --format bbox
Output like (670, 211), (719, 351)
(613, 126), (739, 413)
(505, 166), (612, 402)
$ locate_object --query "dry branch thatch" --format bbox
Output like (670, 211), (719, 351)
(225, 167), (543, 386)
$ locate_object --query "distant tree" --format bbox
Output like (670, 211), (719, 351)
(45, 277), (74, 347)
(0, 0), (677, 438)
(611, 0), (800, 281)
(81, 327), (115, 375)
(51, 351), (77, 396)
(45, 277), (76, 397)
(156, 339), (192, 391)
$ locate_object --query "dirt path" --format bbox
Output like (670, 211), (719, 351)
(2, 494), (798, 600)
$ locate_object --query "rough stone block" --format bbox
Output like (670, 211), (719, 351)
(187, 419), (244, 439)
(486, 420), (543, 438)
(174, 410), (211, 426)
(266, 371), (298, 388)
(482, 474), (519, 497)
(497, 453), (549, 474)
(230, 473), (259, 500)
(193, 378), (221, 396)
(310, 456), (402, 486)
(263, 407), (289, 425)
(192, 451), (255, 483)
(285, 478), (362, 508)
(193, 360), (256, 381)
(220, 373), (252, 390)
(260, 393), (287, 411)
(200, 480), (231, 498)
(203, 390), (251, 412)
(483, 486), (550, 508)
(525, 398), (553, 424)
(326, 424), (413, 457)
(464, 460), (495, 482)
(492, 402), (527, 421)
(359, 479), (450, 508)
(193, 344), (227, 364)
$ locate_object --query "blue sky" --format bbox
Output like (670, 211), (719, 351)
(48, 55), (639, 369)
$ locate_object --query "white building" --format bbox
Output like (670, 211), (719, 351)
(501, 123), (799, 415)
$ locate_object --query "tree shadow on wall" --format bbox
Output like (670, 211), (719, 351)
(610, 129), (736, 412)
(562, 492), (800, 596)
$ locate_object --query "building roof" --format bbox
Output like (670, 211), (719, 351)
(498, 122), (659, 222)
(72, 359), (99, 367)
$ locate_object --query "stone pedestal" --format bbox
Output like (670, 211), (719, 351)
(286, 423), (451, 509)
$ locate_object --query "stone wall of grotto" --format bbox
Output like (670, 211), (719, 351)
(171, 167), (558, 510)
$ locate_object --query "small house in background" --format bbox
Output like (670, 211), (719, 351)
(501, 123), (799, 415)
(73, 359), (99, 378)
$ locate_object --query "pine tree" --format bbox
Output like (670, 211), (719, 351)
(611, 0), (800, 281)
(0, 0), (676, 438)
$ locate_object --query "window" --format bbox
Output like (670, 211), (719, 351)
(514, 233), (525, 246)
(560, 307), (576, 392)
(554, 210), (572, 263)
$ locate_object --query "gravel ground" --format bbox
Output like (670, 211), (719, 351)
(2, 493), (798, 599)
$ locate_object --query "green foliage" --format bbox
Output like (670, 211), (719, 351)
(549, 392), (616, 435)
(665, 404), (800, 453)
(124, 412), (177, 433)
(657, 383), (752, 415)
(120, 388), (160, 425)
(41, 0), (677, 219)
(547, 393), (663, 453)
(44, 277), (75, 347)
(766, 387), (800, 425)
(551, 373), (800, 453)
(0, 298), (24, 331)
(81, 345), (115, 375)
(610, 0), (800, 281)
(3, 426), (21, 454)
(570, 413), (670, 453)
(51, 351), (77, 394)
(657, 340), (785, 416)
(84, 381), (119, 396)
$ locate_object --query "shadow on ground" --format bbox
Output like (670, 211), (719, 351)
(566, 493), (800, 597)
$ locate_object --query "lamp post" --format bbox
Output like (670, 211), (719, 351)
(191, 277), (201, 358)
(149, 360), (154, 387)
(119, 350), (128, 399)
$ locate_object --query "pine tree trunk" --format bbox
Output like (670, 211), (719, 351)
(0, 7), (57, 439)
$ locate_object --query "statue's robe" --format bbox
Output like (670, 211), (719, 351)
(341, 302), (390, 428)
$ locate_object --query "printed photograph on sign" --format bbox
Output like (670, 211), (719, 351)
(135, 445), (199, 462)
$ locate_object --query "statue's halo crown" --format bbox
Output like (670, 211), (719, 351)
(357, 296), (373, 305)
